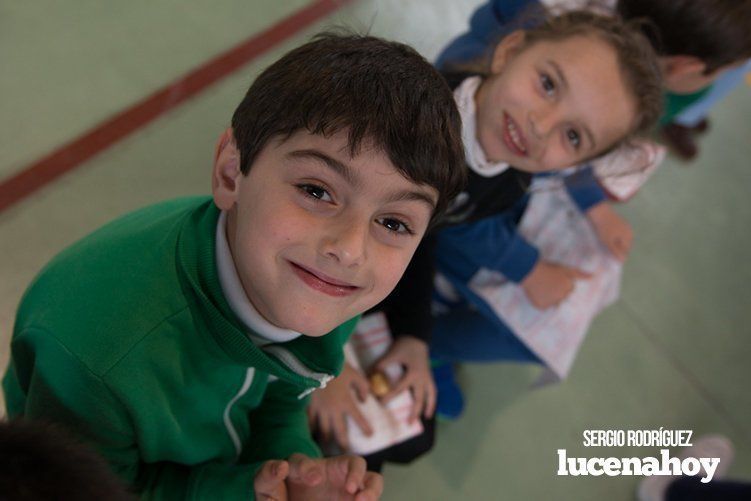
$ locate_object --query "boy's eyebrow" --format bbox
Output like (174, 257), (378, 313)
(288, 149), (436, 209)
(288, 149), (361, 188)
(382, 189), (437, 210)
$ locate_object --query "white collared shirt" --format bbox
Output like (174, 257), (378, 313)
(454, 76), (511, 177)
(215, 211), (301, 346)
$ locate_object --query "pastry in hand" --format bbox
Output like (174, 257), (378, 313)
(369, 371), (390, 397)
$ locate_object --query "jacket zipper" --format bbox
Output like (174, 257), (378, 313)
(262, 346), (334, 399)
(223, 367), (255, 458)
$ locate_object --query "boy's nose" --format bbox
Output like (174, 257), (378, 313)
(319, 217), (368, 268)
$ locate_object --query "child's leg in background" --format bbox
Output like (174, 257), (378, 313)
(430, 304), (539, 419)
(662, 60), (751, 160)
(431, 305), (539, 363)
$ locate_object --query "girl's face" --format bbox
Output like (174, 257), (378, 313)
(475, 32), (637, 173)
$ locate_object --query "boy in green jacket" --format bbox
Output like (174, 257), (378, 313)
(2, 33), (465, 500)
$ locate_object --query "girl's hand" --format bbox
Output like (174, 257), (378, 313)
(307, 363), (373, 451)
(521, 261), (591, 309)
(587, 202), (633, 261)
(374, 336), (435, 423)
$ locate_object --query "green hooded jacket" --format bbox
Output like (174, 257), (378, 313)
(3, 197), (357, 500)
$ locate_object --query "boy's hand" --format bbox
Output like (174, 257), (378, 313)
(287, 454), (383, 501)
(254, 459), (290, 501)
(374, 336), (434, 423)
(586, 202), (633, 261)
(521, 261), (591, 309)
(308, 363), (373, 451)
(254, 454), (383, 501)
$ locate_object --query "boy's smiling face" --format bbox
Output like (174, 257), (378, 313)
(212, 129), (437, 337)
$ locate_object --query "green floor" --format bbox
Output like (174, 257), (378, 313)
(1, 1), (749, 499)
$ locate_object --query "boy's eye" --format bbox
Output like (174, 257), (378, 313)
(566, 129), (581, 148)
(540, 73), (556, 96)
(376, 217), (414, 235)
(297, 183), (333, 202)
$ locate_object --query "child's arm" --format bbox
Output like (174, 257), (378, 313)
(438, 215), (590, 309)
(586, 203), (633, 261)
(563, 166), (608, 214)
(307, 363), (374, 451)
(564, 167), (633, 261)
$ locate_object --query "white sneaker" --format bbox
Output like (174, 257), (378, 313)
(636, 434), (734, 501)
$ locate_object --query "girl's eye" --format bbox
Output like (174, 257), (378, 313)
(566, 129), (581, 149)
(540, 73), (556, 96)
(296, 184), (333, 202)
(377, 217), (414, 235)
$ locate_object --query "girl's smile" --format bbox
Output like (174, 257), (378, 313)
(475, 32), (637, 173)
(503, 111), (529, 156)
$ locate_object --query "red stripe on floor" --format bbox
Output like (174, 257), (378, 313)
(0, 0), (352, 214)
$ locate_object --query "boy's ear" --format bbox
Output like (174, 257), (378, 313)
(490, 30), (526, 74)
(212, 128), (242, 211)
(661, 55), (707, 84)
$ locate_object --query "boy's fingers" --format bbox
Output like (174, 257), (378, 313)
(355, 471), (384, 501)
(254, 460), (289, 500)
(341, 455), (368, 495)
(287, 454), (323, 486)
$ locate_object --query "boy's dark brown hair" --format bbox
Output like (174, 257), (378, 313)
(617, 0), (751, 74)
(231, 32), (466, 223)
(0, 419), (135, 500)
